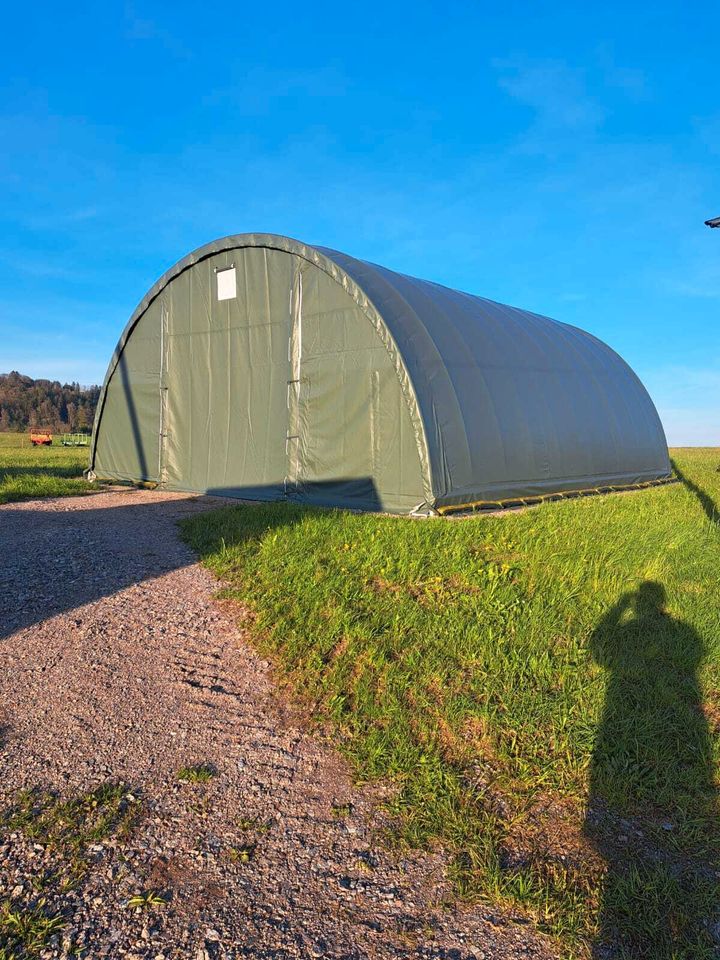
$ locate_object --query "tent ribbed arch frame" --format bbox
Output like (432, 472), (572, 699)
(89, 233), (435, 504)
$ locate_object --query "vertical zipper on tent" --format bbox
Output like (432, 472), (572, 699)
(158, 302), (169, 485)
(285, 266), (303, 496)
(370, 369), (380, 476)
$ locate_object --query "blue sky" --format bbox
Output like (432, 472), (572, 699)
(1, 1), (718, 444)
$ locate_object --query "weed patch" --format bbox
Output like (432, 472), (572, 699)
(0, 784), (140, 958)
(127, 890), (166, 911)
(0, 900), (64, 959)
(177, 764), (216, 783)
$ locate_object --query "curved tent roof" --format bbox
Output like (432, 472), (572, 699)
(90, 233), (670, 513)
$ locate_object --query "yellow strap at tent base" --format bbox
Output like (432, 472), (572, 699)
(436, 476), (678, 516)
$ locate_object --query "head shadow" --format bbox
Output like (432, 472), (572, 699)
(585, 580), (717, 958)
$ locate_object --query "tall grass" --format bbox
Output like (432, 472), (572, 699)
(182, 448), (720, 958)
(0, 433), (91, 504)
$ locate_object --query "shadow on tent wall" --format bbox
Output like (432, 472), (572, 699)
(118, 351), (149, 481)
(102, 368), (385, 513)
(205, 477), (384, 513)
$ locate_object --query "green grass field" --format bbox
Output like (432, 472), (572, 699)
(0, 433), (92, 504)
(182, 448), (720, 959)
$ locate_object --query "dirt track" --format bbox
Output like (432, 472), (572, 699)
(0, 490), (555, 959)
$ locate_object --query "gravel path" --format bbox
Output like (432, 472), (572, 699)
(0, 490), (556, 960)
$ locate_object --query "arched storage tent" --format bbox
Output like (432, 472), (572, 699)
(89, 233), (670, 514)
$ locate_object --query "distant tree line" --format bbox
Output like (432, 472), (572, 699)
(0, 371), (101, 433)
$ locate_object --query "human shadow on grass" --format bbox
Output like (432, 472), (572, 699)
(671, 458), (719, 525)
(585, 582), (718, 959)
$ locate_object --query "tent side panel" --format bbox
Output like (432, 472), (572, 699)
(92, 300), (163, 482)
(320, 251), (670, 507)
(163, 247), (293, 499)
(293, 261), (425, 513)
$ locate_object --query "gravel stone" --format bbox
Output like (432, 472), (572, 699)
(0, 489), (558, 958)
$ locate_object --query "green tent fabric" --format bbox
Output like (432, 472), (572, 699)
(89, 233), (670, 514)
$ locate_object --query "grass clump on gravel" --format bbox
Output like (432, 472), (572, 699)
(226, 843), (256, 864)
(0, 784), (140, 959)
(0, 901), (64, 960)
(183, 448), (720, 958)
(176, 764), (216, 783)
(127, 890), (166, 911)
(0, 433), (91, 504)
(3, 783), (137, 853)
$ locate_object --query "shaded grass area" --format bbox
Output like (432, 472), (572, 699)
(0, 784), (139, 959)
(182, 448), (720, 959)
(0, 433), (91, 504)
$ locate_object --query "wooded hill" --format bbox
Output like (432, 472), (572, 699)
(0, 372), (100, 433)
